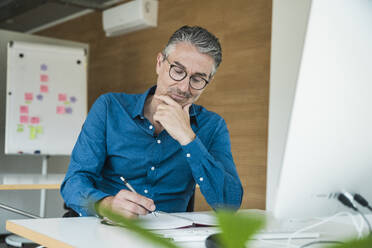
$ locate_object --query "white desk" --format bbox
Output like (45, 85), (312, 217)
(6, 217), (168, 248)
(5, 210), (365, 248)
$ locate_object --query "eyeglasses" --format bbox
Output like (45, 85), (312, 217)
(163, 56), (209, 90)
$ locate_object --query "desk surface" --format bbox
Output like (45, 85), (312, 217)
(0, 174), (64, 190)
(6, 210), (364, 248)
(6, 217), (165, 248)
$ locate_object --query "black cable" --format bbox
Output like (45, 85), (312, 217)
(338, 193), (357, 211)
(354, 193), (372, 212)
(338, 192), (372, 235)
(300, 240), (344, 248)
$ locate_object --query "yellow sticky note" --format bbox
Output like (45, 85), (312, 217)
(29, 126), (37, 140)
(17, 124), (24, 132)
(36, 126), (43, 134)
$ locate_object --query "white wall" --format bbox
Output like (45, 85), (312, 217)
(266, 0), (312, 211)
(0, 29), (88, 233)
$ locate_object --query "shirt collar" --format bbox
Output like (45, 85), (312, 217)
(130, 85), (199, 124)
(130, 86), (155, 119)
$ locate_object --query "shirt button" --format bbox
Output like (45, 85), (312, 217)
(186, 153), (191, 158)
(144, 189), (148, 194)
(199, 177), (204, 182)
(157, 139), (161, 144)
(151, 166), (155, 171)
(149, 125), (153, 130)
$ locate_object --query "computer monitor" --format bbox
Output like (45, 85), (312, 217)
(274, 0), (372, 219)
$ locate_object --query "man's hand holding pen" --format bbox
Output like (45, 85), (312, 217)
(96, 186), (156, 219)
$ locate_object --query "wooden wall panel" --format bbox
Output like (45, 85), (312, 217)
(37, 0), (272, 211)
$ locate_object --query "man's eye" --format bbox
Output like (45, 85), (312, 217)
(191, 77), (203, 83)
(174, 68), (184, 74)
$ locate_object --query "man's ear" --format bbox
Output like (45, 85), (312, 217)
(155, 52), (164, 75)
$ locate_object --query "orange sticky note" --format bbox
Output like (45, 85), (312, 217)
(20, 105), (28, 114)
(25, 93), (33, 101)
(40, 85), (48, 93)
(58, 93), (67, 101)
(30, 117), (40, 124)
(40, 74), (49, 82)
(57, 106), (65, 114)
(20, 115), (28, 123)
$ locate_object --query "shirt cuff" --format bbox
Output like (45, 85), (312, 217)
(75, 191), (111, 216)
(181, 136), (210, 185)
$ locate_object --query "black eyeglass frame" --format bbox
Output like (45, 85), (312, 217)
(163, 56), (209, 90)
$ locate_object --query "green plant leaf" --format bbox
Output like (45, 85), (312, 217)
(100, 204), (372, 248)
(216, 210), (265, 248)
(101, 208), (181, 248)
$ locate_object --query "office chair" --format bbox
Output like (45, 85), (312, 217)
(62, 203), (79, 217)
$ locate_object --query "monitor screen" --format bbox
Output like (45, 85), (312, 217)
(274, 0), (372, 219)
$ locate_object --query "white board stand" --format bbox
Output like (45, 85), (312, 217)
(2, 156), (56, 247)
(40, 155), (49, 217)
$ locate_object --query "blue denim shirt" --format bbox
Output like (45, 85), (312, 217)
(61, 86), (243, 216)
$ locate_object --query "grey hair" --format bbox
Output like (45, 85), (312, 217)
(162, 26), (222, 78)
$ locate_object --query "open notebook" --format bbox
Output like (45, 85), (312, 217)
(139, 211), (217, 230)
(102, 211), (217, 230)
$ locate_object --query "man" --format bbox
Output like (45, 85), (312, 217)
(61, 26), (243, 218)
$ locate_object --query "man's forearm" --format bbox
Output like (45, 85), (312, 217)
(181, 136), (243, 209)
(95, 196), (114, 217)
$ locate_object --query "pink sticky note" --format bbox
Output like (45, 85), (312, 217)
(40, 74), (49, 82)
(20, 105), (28, 114)
(58, 93), (67, 101)
(57, 106), (65, 114)
(20, 115), (28, 124)
(40, 85), (48, 93)
(25, 93), (33, 101)
(31, 117), (40, 124)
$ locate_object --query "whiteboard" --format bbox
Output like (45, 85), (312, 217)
(5, 41), (87, 155)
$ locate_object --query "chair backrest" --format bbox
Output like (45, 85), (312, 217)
(186, 192), (195, 212)
(62, 203), (79, 217)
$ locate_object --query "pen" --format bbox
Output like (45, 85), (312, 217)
(120, 176), (137, 193)
(120, 176), (157, 216)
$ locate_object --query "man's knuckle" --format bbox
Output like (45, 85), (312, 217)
(127, 204), (137, 213)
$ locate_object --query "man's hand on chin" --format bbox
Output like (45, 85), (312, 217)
(153, 95), (196, 146)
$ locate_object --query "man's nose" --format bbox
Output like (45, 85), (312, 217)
(177, 77), (190, 92)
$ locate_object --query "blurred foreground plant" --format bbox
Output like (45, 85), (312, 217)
(101, 206), (372, 248)
(101, 207), (180, 248)
(216, 210), (265, 248)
